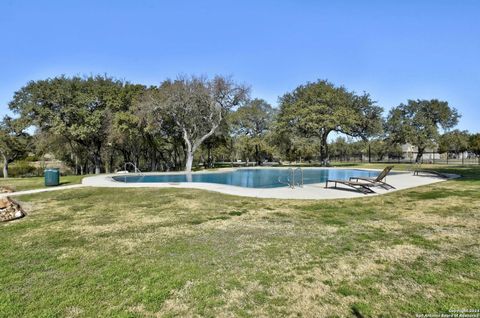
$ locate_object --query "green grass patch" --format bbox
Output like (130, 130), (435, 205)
(0, 174), (86, 191)
(1, 165), (479, 316)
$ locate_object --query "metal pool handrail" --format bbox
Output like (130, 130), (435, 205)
(294, 167), (304, 188)
(278, 173), (293, 188)
(124, 162), (143, 174)
(278, 168), (304, 188)
(121, 162), (144, 183)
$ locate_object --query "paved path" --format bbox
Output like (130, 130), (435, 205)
(0, 184), (85, 198)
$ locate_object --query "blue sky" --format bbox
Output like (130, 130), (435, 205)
(1, 0), (479, 132)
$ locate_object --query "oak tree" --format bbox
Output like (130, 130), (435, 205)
(138, 75), (248, 171)
(230, 98), (275, 164)
(386, 99), (460, 162)
(276, 80), (383, 162)
(0, 116), (30, 178)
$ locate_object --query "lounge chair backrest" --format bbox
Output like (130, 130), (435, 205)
(376, 166), (394, 181)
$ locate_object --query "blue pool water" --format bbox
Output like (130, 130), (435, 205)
(112, 168), (381, 188)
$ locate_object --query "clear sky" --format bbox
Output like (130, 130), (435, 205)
(1, 0), (479, 132)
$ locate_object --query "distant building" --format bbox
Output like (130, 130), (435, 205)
(400, 143), (440, 160)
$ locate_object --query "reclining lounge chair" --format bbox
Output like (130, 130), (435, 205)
(413, 169), (449, 178)
(349, 166), (395, 190)
(325, 179), (376, 195)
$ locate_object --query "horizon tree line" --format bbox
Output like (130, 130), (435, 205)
(1, 74), (478, 178)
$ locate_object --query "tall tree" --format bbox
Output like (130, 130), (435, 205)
(439, 129), (470, 155)
(0, 116), (30, 178)
(386, 99), (460, 162)
(329, 137), (353, 161)
(230, 98), (275, 164)
(268, 125), (320, 163)
(105, 82), (148, 172)
(276, 80), (383, 162)
(8, 76), (139, 174)
(469, 133), (480, 156)
(138, 75), (248, 171)
(367, 139), (402, 161)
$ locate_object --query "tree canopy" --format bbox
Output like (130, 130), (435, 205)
(136, 75), (249, 171)
(0, 116), (30, 178)
(468, 133), (480, 156)
(385, 99), (460, 162)
(9, 76), (145, 174)
(230, 98), (275, 164)
(4, 74), (474, 174)
(275, 80), (383, 162)
(439, 129), (470, 154)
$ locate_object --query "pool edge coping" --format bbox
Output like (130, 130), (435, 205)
(82, 167), (454, 200)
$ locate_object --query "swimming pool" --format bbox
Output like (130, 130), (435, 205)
(112, 168), (381, 188)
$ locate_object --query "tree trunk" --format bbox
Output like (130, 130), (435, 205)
(151, 151), (156, 172)
(185, 151), (194, 172)
(108, 152), (114, 173)
(207, 147), (213, 168)
(180, 122), (219, 172)
(2, 155), (8, 178)
(368, 143), (371, 163)
(255, 144), (261, 165)
(74, 155), (79, 175)
(182, 128), (195, 172)
(320, 134), (329, 163)
(415, 147), (425, 163)
(94, 153), (102, 174)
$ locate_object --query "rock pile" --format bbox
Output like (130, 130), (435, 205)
(0, 197), (25, 222)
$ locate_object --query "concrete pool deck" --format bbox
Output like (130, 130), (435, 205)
(81, 167), (456, 200)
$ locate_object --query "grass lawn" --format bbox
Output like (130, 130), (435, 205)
(1, 165), (479, 317)
(0, 175), (86, 191)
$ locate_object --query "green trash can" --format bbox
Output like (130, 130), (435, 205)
(44, 168), (60, 186)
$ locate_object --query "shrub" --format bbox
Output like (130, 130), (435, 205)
(24, 155), (39, 162)
(0, 161), (37, 178)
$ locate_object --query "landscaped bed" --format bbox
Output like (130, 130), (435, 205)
(0, 165), (479, 317)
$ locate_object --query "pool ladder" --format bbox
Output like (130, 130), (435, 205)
(124, 162), (143, 174)
(122, 162), (144, 182)
(278, 168), (304, 188)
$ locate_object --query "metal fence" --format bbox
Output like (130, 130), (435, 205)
(329, 152), (480, 165)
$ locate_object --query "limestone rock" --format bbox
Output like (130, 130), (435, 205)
(0, 198), (10, 209)
(0, 186), (15, 193)
(0, 197), (25, 222)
